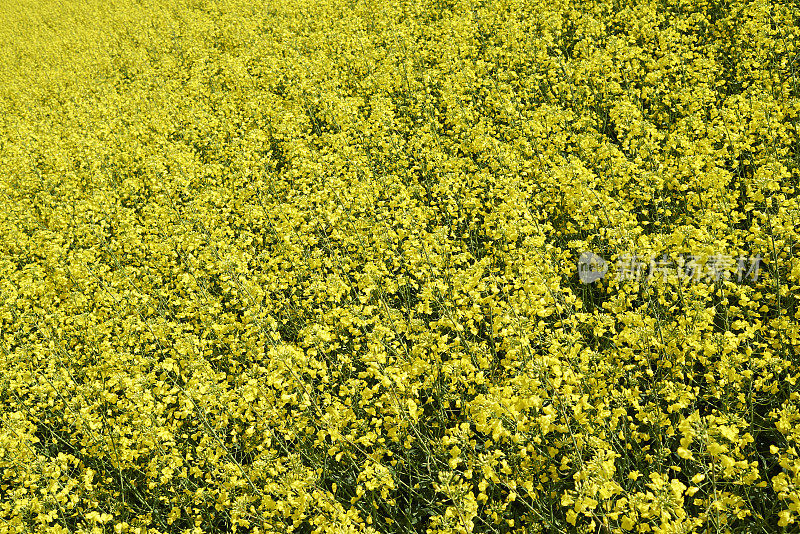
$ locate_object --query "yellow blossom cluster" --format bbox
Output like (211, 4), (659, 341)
(1, 0), (799, 532)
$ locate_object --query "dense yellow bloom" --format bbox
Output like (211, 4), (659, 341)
(1, 0), (799, 532)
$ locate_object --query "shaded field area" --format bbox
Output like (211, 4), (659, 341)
(1, 0), (799, 532)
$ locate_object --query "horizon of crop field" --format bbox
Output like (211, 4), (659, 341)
(1, 0), (799, 533)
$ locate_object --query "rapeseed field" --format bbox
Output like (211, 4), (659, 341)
(1, 0), (799, 532)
